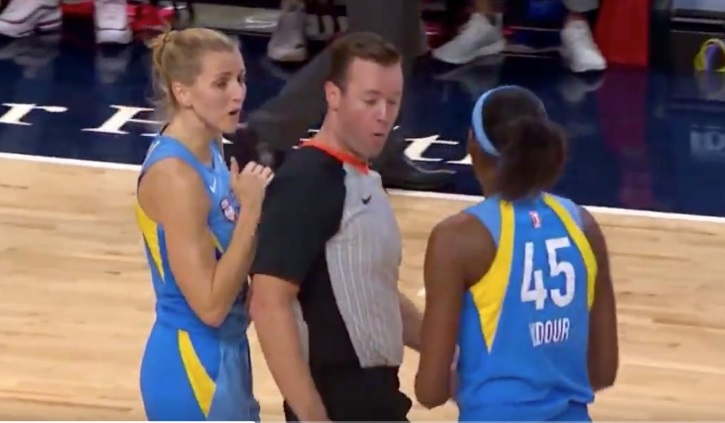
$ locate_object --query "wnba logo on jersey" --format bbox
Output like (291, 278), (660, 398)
(219, 190), (240, 223)
(529, 211), (542, 228)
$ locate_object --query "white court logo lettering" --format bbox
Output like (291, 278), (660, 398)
(0, 103), (471, 165)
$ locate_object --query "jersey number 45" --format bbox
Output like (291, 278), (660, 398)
(521, 237), (575, 310)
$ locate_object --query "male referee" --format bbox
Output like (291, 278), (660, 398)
(249, 32), (423, 422)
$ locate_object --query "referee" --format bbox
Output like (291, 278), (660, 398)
(249, 32), (423, 422)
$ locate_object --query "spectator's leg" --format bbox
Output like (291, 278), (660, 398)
(345, 0), (425, 61)
(560, 0), (606, 73)
(268, 0), (308, 63)
(432, 0), (505, 65)
(238, 0), (453, 190)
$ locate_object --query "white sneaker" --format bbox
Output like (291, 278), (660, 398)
(94, 0), (132, 45)
(267, 3), (307, 63)
(432, 13), (505, 65)
(0, 0), (62, 38)
(560, 19), (606, 73)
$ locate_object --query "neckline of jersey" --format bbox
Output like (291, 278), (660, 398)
(302, 139), (370, 174)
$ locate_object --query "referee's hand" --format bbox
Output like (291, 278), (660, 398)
(230, 158), (274, 211)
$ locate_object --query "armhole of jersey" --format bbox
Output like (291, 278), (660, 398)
(464, 198), (502, 247)
(138, 146), (168, 187)
(550, 194), (583, 229)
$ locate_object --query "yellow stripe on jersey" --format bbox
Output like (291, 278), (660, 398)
(135, 202), (164, 279)
(470, 201), (515, 352)
(543, 194), (598, 309)
(178, 330), (216, 417)
(210, 232), (224, 254)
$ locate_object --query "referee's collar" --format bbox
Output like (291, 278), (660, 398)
(302, 139), (370, 174)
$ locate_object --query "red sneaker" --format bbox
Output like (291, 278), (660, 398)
(61, 0), (94, 18)
(131, 3), (170, 32)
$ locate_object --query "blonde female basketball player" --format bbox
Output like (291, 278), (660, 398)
(135, 28), (272, 421)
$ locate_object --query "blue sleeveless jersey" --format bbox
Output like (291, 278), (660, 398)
(135, 135), (248, 338)
(135, 135), (258, 421)
(456, 193), (597, 422)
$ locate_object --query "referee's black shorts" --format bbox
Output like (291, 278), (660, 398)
(283, 366), (412, 422)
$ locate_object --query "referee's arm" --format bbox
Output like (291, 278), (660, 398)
(249, 164), (344, 422)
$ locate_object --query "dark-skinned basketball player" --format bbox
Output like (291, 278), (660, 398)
(415, 85), (619, 421)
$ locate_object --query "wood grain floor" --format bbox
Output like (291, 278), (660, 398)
(1, 157), (724, 420)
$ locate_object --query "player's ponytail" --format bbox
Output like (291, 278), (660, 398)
(471, 85), (567, 202)
(147, 29), (180, 118)
(496, 116), (566, 201)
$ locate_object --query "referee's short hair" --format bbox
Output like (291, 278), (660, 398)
(327, 31), (402, 90)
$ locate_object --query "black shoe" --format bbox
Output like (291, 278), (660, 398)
(372, 132), (455, 190)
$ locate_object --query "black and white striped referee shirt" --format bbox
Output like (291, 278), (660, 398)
(250, 141), (404, 370)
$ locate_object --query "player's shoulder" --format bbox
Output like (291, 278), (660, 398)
(137, 157), (209, 224)
(141, 157), (205, 196)
(434, 211), (481, 232)
(430, 211), (492, 251)
(428, 211), (496, 283)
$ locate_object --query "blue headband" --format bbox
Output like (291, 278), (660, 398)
(471, 85), (547, 157)
(471, 86), (513, 157)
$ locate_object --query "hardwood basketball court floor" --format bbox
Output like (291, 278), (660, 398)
(1, 154), (724, 421)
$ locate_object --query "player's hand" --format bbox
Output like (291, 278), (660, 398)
(229, 158), (274, 212)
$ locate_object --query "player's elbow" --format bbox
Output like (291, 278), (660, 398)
(415, 376), (448, 409)
(595, 364), (619, 391)
(591, 370), (617, 392)
(189, 299), (230, 328)
(197, 307), (227, 328)
(590, 354), (619, 391)
(415, 389), (447, 409)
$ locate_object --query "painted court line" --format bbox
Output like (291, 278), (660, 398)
(387, 189), (725, 224)
(3, 151), (725, 225)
